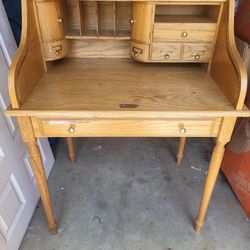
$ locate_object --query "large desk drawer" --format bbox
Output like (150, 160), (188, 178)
(153, 24), (216, 42)
(32, 118), (222, 137)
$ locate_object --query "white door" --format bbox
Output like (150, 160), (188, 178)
(0, 2), (55, 249)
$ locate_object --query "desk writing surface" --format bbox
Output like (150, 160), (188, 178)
(21, 58), (236, 113)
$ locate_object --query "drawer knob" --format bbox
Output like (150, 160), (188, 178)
(57, 18), (63, 23)
(55, 50), (60, 56)
(179, 127), (186, 134)
(68, 127), (75, 133)
(132, 47), (143, 57)
(165, 54), (170, 59)
(194, 54), (200, 60)
(130, 19), (135, 24)
(182, 32), (188, 37)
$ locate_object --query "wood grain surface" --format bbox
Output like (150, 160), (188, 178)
(19, 58), (242, 113)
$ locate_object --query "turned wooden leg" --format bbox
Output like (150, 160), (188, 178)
(195, 117), (236, 232)
(18, 117), (57, 234)
(195, 140), (225, 232)
(176, 137), (186, 166)
(66, 137), (75, 164)
(28, 141), (57, 234)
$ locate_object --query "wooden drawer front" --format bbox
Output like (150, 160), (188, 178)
(153, 24), (216, 42)
(131, 42), (150, 61)
(183, 44), (213, 62)
(32, 118), (221, 137)
(151, 43), (181, 61)
(43, 40), (67, 61)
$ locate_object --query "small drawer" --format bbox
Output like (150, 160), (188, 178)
(43, 40), (67, 61)
(32, 117), (221, 137)
(153, 24), (216, 42)
(131, 41), (149, 62)
(151, 43), (181, 61)
(183, 44), (213, 62)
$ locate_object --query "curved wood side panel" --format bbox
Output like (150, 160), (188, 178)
(210, 0), (247, 110)
(8, 0), (45, 108)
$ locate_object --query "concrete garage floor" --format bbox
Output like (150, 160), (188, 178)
(20, 138), (250, 250)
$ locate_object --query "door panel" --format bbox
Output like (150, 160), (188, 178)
(35, 0), (64, 42)
(0, 2), (55, 249)
(131, 2), (154, 43)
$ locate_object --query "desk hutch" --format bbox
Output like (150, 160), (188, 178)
(6, 0), (249, 234)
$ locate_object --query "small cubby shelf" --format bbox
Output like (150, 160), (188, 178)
(66, 0), (131, 40)
(154, 5), (220, 24)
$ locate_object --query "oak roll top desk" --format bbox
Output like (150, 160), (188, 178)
(6, 0), (250, 234)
